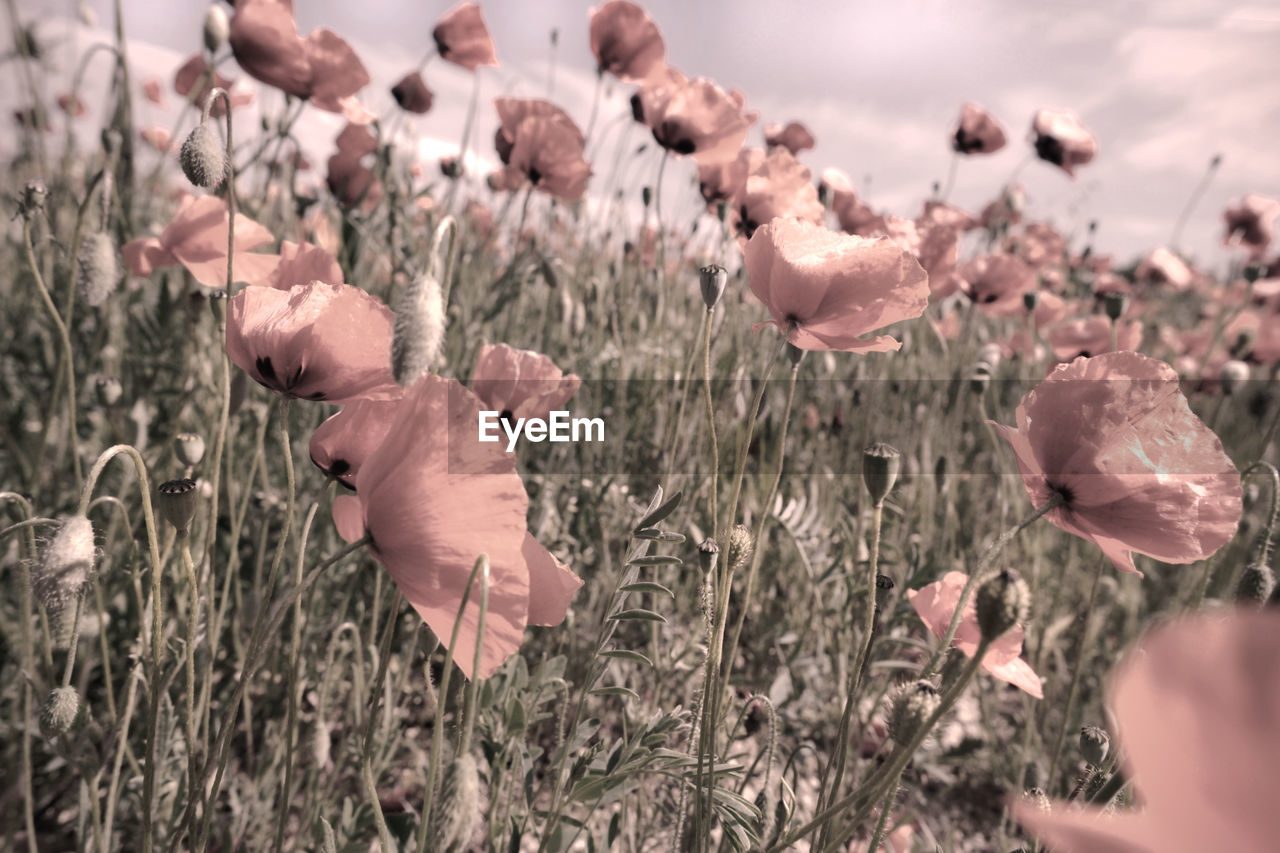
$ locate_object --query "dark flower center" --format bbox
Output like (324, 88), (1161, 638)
(1034, 134), (1066, 167)
(253, 355), (326, 400)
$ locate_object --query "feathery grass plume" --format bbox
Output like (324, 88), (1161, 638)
(179, 123), (227, 189)
(975, 568), (1030, 642)
(173, 432), (206, 466)
(33, 515), (94, 615)
(725, 524), (753, 573)
(887, 681), (939, 744)
(77, 232), (119, 307)
(391, 273), (445, 386)
(157, 478), (199, 537)
(431, 753), (481, 852)
(1079, 726), (1110, 766)
(39, 686), (84, 741)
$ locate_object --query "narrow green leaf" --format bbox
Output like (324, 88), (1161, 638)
(619, 581), (675, 598)
(635, 489), (682, 531)
(626, 555), (683, 567)
(607, 608), (667, 623)
(599, 649), (654, 666)
(589, 686), (640, 701)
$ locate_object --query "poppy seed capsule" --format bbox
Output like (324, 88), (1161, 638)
(888, 680), (939, 744)
(1219, 360), (1250, 395)
(1103, 291), (1128, 322)
(1079, 725), (1110, 766)
(203, 3), (229, 53)
(698, 538), (720, 573)
(862, 443), (901, 506)
(391, 273), (445, 387)
(699, 264), (727, 309)
(158, 478), (199, 537)
(1023, 290), (1039, 312)
(975, 568), (1030, 642)
(785, 342), (805, 367)
(34, 515), (95, 614)
(39, 686), (83, 741)
(1235, 562), (1275, 606)
(726, 524), (754, 573)
(179, 123), (227, 189)
(173, 432), (206, 466)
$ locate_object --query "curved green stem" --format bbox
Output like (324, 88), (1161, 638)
(1046, 556), (1107, 794)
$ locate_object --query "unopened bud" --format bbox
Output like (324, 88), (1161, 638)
(888, 681), (939, 744)
(1219, 360), (1250, 395)
(179, 124), (227, 189)
(78, 232), (119, 308)
(432, 753), (481, 851)
(22, 180), (47, 216)
(699, 264), (727, 309)
(725, 524), (754, 572)
(39, 687), (84, 741)
(391, 273), (445, 386)
(861, 443), (901, 506)
(1103, 291), (1128, 322)
(203, 4), (229, 53)
(642, 186), (652, 208)
(1235, 562), (1275, 606)
(33, 515), (95, 614)
(1023, 787), (1051, 814)
(158, 478), (199, 537)
(975, 568), (1029, 642)
(174, 432), (206, 466)
(1079, 725), (1109, 767)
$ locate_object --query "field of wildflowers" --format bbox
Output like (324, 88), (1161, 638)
(2, 2), (1279, 851)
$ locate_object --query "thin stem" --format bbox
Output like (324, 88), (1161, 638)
(179, 539), (203, 839)
(1045, 556), (1106, 794)
(361, 589), (402, 853)
(584, 71), (604, 146)
(939, 151), (959, 201)
(1170, 154), (1222, 252)
(2, 491), (41, 853)
(723, 329), (792, 532)
(701, 308), (719, 535)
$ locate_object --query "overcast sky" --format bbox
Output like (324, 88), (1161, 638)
(20, 0), (1280, 270)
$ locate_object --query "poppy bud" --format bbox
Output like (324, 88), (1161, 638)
(699, 264), (727, 309)
(725, 524), (754, 573)
(94, 375), (123, 407)
(642, 186), (652, 208)
(100, 128), (122, 154)
(157, 478), (199, 537)
(888, 680), (939, 744)
(39, 686), (84, 741)
(975, 568), (1030, 642)
(861, 443), (901, 506)
(1023, 787), (1051, 814)
(1219, 360), (1250, 395)
(77, 232), (119, 308)
(33, 515), (94, 615)
(1235, 562), (1275, 606)
(174, 432), (206, 467)
(431, 754), (481, 851)
(391, 273), (445, 387)
(875, 573), (895, 606)
(21, 180), (47, 217)
(1079, 725), (1110, 766)
(1023, 290), (1039, 312)
(179, 123), (227, 189)
(203, 4), (229, 54)
(1103, 291), (1128, 322)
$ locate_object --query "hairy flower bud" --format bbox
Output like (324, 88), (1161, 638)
(1022, 290), (1039, 312)
(33, 515), (94, 615)
(1235, 562), (1275, 606)
(77, 232), (119, 308)
(1219, 360), (1250, 395)
(725, 524), (754, 573)
(1079, 725), (1110, 766)
(179, 123), (227, 189)
(1023, 787), (1051, 814)
(40, 686), (84, 741)
(391, 273), (445, 387)
(975, 568), (1030, 642)
(888, 681), (939, 744)
(432, 753), (481, 851)
(203, 4), (229, 53)
(862, 443), (901, 506)
(157, 478), (199, 538)
(173, 432), (206, 467)
(699, 264), (727, 309)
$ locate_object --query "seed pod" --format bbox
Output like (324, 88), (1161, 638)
(157, 478), (199, 537)
(77, 232), (120, 308)
(173, 432), (206, 467)
(33, 515), (95, 615)
(1103, 291), (1128, 322)
(179, 124), (227, 189)
(699, 264), (727, 309)
(1079, 725), (1110, 766)
(975, 568), (1030, 642)
(862, 443), (901, 506)
(887, 680), (939, 744)
(391, 273), (445, 387)
(203, 4), (229, 53)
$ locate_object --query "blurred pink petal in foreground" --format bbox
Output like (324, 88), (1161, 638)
(990, 351), (1242, 576)
(334, 375), (582, 680)
(225, 281), (401, 403)
(174, 54), (253, 116)
(433, 2), (499, 71)
(951, 102), (1007, 154)
(1031, 108), (1097, 177)
(1014, 610), (1280, 853)
(122, 194), (280, 289)
(470, 343), (582, 423)
(745, 218), (929, 353)
(589, 0), (665, 83)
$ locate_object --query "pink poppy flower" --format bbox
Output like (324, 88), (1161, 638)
(267, 240), (344, 289)
(643, 75), (752, 165)
(469, 343), (581, 423)
(1222, 194), (1280, 259)
(629, 64), (686, 127)
(1013, 610), (1280, 853)
(142, 77), (163, 105)
(433, 2), (498, 71)
(698, 147), (760, 208)
(1031, 108), (1097, 177)
(914, 219), (962, 300)
(1134, 247), (1192, 290)
(310, 396), (401, 488)
(1224, 309), (1280, 365)
(907, 571), (1042, 697)
(493, 98), (591, 202)
(174, 54), (253, 117)
(736, 148), (824, 238)
(819, 168), (884, 236)
(745, 218), (930, 353)
(391, 71), (433, 115)
(1046, 315), (1143, 363)
(140, 126), (172, 152)
(763, 120), (816, 156)
(589, 1), (665, 83)
(326, 122), (382, 209)
(331, 375), (582, 679)
(959, 253), (1036, 316)
(122, 194), (280, 290)
(980, 183), (1026, 230)
(228, 0), (370, 114)
(226, 281), (400, 403)
(1012, 222), (1068, 271)
(990, 351), (1242, 576)
(951, 102), (1007, 154)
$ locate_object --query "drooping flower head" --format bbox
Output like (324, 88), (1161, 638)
(1031, 108), (1097, 177)
(958, 253), (1037, 316)
(907, 571), (1042, 697)
(1013, 610), (1280, 852)
(331, 375), (582, 679)
(745, 218), (930, 353)
(391, 71), (433, 114)
(225, 281), (401, 403)
(589, 1), (665, 83)
(492, 98), (591, 202)
(469, 343), (581, 423)
(1222, 194), (1280, 260)
(763, 120), (816, 156)
(951, 102), (1007, 154)
(641, 75), (752, 165)
(327, 122), (382, 209)
(990, 352), (1242, 576)
(433, 2), (499, 71)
